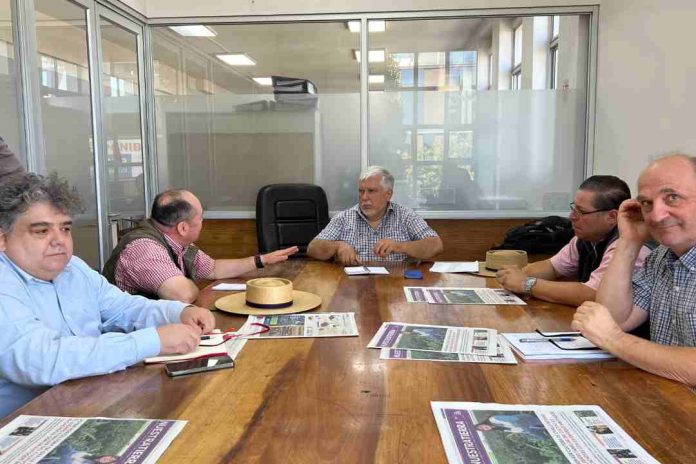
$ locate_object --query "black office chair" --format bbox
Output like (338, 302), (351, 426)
(256, 184), (329, 256)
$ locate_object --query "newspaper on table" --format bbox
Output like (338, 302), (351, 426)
(0, 415), (185, 464)
(431, 401), (658, 464)
(211, 282), (246, 291)
(240, 312), (359, 338)
(380, 336), (517, 364)
(404, 287), (526, 305)
(367, 322), (498, 356)
(502, 333), (614, 360)
(430, 262), (479, 273)
(344, 266), (389, 275)
(144, 335), (247, 364)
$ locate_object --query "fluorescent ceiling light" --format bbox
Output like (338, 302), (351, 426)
(353, 49), (386, 63)
(252, 77), (273, 86)
(347, 20), (386, 33)
(169, 25), (217, 37)
(215, 53), (256, 66)
(368, 74), (385, 84)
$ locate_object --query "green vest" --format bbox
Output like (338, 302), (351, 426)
(102, 219), (200, 299)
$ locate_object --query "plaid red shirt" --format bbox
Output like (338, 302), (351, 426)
(114, 233), (215, 296)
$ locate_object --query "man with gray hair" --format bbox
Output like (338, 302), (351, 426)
(308, 166), (443, 264)
(0, 173), (215, 418)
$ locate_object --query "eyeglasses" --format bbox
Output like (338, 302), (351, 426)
(569, 202), (611, 216)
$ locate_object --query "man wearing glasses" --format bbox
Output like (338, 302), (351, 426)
(496, 175), (651, 307)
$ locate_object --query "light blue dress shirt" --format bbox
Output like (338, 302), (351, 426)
(0, 252), (187, 418)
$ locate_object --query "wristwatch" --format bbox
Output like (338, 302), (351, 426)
(523, 277), (537, 296)
(254, 255), (265, 269)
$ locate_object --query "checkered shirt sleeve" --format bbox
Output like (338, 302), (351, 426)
(315, 212), (347, 241)
(399, 206), (438, 240)
(114, 238), (215, 295)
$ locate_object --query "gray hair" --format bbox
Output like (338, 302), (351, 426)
(359, 166), (394, 191)
(0, 172), (83, 232)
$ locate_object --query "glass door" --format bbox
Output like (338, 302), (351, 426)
(32, 0), (100, 267)
(94, 5), (149, 263)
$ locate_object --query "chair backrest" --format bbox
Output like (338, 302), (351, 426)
(256, 183), (329, 255)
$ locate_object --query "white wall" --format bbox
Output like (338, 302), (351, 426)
(138, 0), (696, 191)
(118, 0), (146, 15)
(593, 0), (696, 191)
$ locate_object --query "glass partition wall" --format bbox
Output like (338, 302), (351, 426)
(152, 12), (593, 217)
(10, 5), (595, 267)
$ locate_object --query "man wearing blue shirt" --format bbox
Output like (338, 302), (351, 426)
(0, 173), (215, 418)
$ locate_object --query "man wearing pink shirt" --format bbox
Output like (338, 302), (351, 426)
(496, 176), (652, 307)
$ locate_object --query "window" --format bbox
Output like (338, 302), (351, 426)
(152, 21), (361, 210)
(152, 14), (591, 216)
(511, 24), (522, 90)
(549, 16), (560, 89)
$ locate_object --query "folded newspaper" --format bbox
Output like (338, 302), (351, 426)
(368, 322), (498, 356)
(380, 336), (517, 364)
(404, 287), (526, 305)
(430, 262), (479, 273)
(431, 401), (658, 464)
(240, 312), (359, 338)
(0, 415), (185, 464)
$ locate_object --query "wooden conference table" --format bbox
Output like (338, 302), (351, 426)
(4, 260), (696, 463)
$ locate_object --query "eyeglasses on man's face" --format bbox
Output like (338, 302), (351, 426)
(569, 202), (611, 216)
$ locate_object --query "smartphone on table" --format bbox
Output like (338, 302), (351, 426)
(165, 355), (235, 377)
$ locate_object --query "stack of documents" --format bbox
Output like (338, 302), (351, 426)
(344, 266), (389, 275)
(429, 261), (479, 273)
(502, 332), (614, 360)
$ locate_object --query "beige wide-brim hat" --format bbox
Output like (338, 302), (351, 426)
(215, 277), (322, 316)
(474, 250), (529, 277)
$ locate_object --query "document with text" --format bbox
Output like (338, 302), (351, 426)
(368, 322), (498, 356)
(240, 312), (359, 338)
(380, 336), (516, 364)
(404, 287), (526, 305)
(431, 402), (658, 464)
(0, 415), (185, 464)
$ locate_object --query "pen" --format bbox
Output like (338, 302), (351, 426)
(519, 337), (576, 343)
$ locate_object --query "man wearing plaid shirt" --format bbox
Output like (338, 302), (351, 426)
(104, 189), (297, 303)
(573, 154), (696, 385)
(307, 166), (442, 264)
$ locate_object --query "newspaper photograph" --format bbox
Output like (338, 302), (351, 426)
(240, 312), (359, 338)
(0, 415), (185, 464)
(380, 336), (517, 364)
(431, 402), (658, 464)
(367, 322), (498, 356)
(404, 287), (526, 305)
